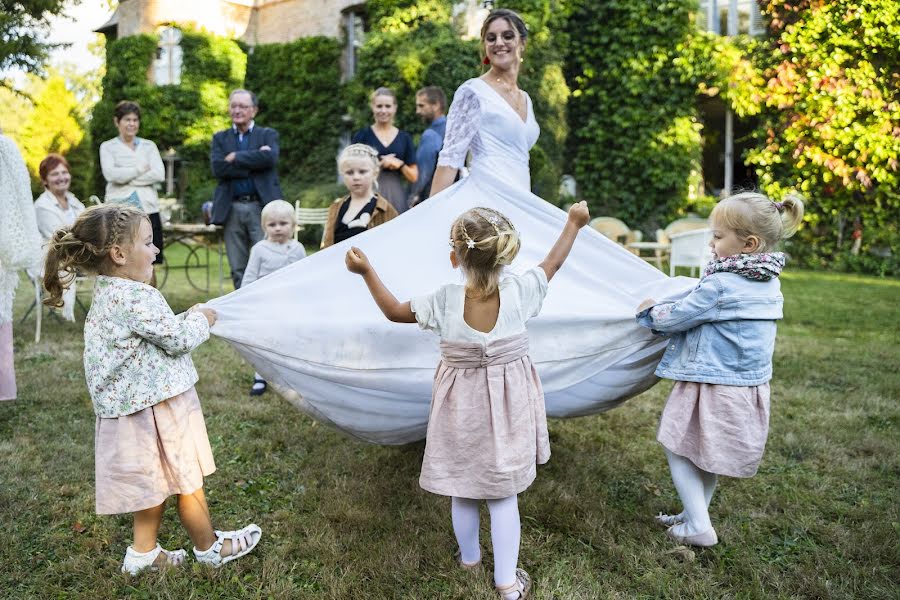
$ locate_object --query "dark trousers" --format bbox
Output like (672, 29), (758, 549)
(224, 200), (264, 289)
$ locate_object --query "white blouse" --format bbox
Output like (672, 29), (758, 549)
(33, 190), (85, 243)
(410, 267), (548, 344)
(99, 137), (165, 214)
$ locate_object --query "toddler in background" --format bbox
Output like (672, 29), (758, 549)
(636, 192), (804, 547)
(43, 204), (262, 574)
(242, 199), (307, 395)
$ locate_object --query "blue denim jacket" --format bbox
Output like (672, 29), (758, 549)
(636, 272), (783, 386)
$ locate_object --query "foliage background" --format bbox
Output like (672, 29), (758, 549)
(562, 0), (705, 232)
(244, 37), (346, 188)
(746, 0), (899, 275)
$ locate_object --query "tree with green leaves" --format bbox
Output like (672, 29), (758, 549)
(745, 0), (899, 271)
(0, 0), (75, 89)
(17, 72), (92, 196)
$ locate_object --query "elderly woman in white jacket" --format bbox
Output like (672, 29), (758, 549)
(32, 153), (86, 320)
(99, 100), (165, 285)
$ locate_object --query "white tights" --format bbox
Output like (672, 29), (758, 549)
(665, 448), (718, 535)
(451, 495), (520, 594)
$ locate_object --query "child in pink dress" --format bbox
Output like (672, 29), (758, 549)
(346, 202), (590, 600)
(636, 192), (804, 548)
(43, 204), (262, 574)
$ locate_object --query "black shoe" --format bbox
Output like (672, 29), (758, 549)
(250, 378), (267, 396)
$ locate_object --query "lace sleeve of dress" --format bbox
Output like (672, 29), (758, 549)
(437, 85), (481, 170)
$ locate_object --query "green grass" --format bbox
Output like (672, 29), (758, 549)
(2, 262), (898, 599)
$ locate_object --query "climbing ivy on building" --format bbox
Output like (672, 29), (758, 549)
(562, 0), (705, 232)
(244, 37), (346, 185)
(355, 0), (569, 201)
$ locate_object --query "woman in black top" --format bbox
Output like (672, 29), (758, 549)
(352, 87), (418, 213)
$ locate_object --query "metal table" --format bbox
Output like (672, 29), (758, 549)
(159, 223), (226, 293)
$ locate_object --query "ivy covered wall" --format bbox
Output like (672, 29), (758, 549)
(244, 36), (346, 186)
(562, 0), (704, 232)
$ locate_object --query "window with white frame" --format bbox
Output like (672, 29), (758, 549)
(697, 0), (765, 36)
(153, 27), (183, 86)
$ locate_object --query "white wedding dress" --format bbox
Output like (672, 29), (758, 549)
(208, 78), (694, 444)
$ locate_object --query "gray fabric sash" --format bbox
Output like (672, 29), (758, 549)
(439, 333), (530, 368)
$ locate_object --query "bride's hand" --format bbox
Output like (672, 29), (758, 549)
(345, 247), (372, 275)
(567, 200), (590, 228)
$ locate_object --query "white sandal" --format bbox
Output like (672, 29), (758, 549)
(655, 512), (684, 528)
(496, 568), (532, 599)
(121, 544), (186, 575)
(193, 523), (262, 567)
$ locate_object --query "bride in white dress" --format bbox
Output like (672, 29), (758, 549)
(208, 10), (692, 444)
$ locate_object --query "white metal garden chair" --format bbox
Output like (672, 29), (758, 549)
(668, 228), (714, 276)
(294, 201), (330, 244)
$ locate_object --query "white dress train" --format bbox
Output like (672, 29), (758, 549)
(207, 78), (694, 444)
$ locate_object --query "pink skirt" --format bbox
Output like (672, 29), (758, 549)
(95, 386), (216, 514)
(657, 381), (771, 478)
(0, 321), (15, 401)
(420, 334), (550, 499)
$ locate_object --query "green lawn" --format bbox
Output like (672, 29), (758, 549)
(2, 259), (898, 599)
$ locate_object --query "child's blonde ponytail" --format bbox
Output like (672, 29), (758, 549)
(450, 207), (521, 297)
(778, 193), (805, 240)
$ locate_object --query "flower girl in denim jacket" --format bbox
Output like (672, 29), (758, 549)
(43, 204), (261, 574)
(635, 192), (804, 547)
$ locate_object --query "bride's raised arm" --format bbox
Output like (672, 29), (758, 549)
(429, 83), (481, 197)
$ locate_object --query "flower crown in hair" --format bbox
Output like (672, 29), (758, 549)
(341, 143), (380, 161)
(449, 209), (519, 263)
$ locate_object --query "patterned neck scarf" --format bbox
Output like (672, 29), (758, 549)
(702, 252), (785, 281)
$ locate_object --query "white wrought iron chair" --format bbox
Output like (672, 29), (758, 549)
(627, 216), (709, 270)
(669, 228), (714, 276)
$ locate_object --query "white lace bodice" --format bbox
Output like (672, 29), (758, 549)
(437, 78), (540, 188)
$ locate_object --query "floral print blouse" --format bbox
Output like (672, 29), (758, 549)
(84, 276), (209, 418)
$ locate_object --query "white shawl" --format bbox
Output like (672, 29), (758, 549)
(0, 135), (42, 324)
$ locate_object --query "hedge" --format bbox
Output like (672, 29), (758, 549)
(244, 36), (346, 185)
(563, 0), (704, 233)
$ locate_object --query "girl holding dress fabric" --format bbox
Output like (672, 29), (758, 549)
(636, 192), (804, 548)
(43, 204), (261, 574)
(346, 201), (590, 600)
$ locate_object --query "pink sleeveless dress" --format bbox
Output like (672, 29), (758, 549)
(412, 267), (551, 499)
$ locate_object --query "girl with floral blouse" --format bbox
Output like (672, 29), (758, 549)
(43, 204), (262, 575)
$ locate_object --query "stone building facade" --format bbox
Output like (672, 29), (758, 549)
(96, 0), (364, 44)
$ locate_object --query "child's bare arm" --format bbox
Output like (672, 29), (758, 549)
(346, 247), (416, 323)
(539, 201), (590, 281)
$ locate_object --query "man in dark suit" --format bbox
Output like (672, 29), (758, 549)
(211, 89), (283, 288)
